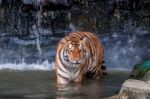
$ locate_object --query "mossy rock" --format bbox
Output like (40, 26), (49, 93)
(142, 70), (150, 83)
(129, 60), (150, 80)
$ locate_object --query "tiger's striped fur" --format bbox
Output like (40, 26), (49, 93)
(55, 32), (106, 85)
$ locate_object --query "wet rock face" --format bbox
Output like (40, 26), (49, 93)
(0, 0), (149, 66)
(0, 0), (149, 37)
(21, 0), (70, 5)
(118, 79), (150, 99)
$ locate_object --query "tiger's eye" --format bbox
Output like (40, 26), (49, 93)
(65, 55), (68, 58)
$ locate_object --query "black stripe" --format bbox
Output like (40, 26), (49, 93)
(74, 72), (80, 81)
(72, 32), (82, 39)
(58, 73), (69, 81)
(57, 65), (67, 74)
(101, 65), (106, 70)
(92, 66), (97, 72)
(66, 65), (72, 72)
(101, 61), (105, 64)
(94, 71), (100, 77)
(58, 50), (68, 70)
(101, 65), (107, 75)
(73, 66), (79, 73)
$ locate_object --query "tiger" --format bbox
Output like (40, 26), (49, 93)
(55, 32), (106, 85)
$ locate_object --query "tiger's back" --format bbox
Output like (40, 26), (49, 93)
(55, 32), (106, 85)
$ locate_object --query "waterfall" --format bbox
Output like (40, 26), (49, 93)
(104, 20), (150, 69)
(36, 1), (42, 55)
(0, 0), (149, 71)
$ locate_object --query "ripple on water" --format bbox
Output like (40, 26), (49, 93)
(0, 70), (130, 99)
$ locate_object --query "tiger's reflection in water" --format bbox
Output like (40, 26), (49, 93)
(56, 83), (86, 99)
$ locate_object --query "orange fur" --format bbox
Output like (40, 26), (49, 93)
(55, 32), (106, 85)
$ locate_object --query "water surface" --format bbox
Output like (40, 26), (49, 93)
(0, 70), (130, 99)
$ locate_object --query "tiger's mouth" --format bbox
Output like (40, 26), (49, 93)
(74, 62), (81, 65)
(69, 59), (86, 65)
(70, 62), (81, 65)
(71, 60), (82, 65)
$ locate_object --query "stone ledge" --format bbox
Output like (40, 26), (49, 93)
(118, 79), (150, 99)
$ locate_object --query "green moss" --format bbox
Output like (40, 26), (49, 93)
(130, 60), (150, 80)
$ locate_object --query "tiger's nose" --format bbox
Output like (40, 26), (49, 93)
(75, 60), (80, 64)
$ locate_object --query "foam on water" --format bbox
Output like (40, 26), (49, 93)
(0, 60), (55, 71)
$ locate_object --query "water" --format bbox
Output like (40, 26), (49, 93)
(0, 24), (149, 70)
(0, 60), (55, 71)
(0, 70), (130, 99)
(0, 0), (149, 70)
(0, 1), (149, 98)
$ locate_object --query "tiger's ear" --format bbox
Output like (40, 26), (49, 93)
(80, 36), (87, 42)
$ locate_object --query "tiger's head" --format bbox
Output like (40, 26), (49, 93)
(63, 37), (87, 66)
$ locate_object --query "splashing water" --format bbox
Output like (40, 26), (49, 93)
(35, 31), (42, 55)
(0, 25), (150, 71)
(0, 60), (55, 71)
(103, 22), (150, 69)
(0, 2), (149, 71)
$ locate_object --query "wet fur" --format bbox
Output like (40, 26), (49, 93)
(55, 32), (106, 85)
